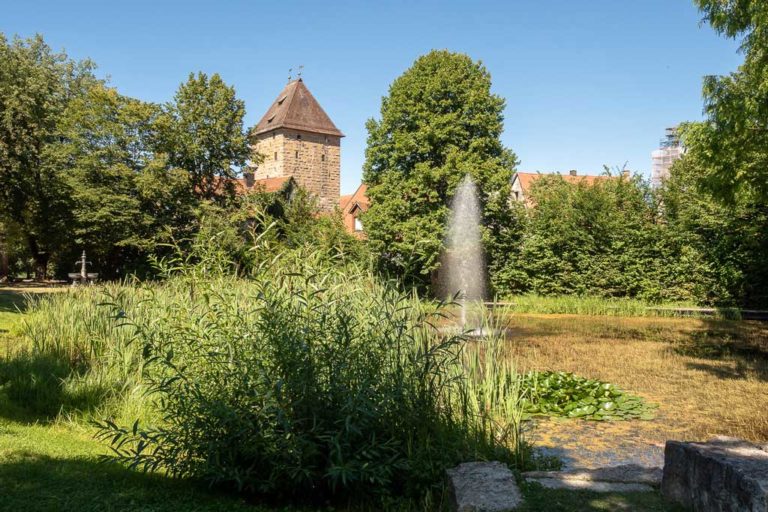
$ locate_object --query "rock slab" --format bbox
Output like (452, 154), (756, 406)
(523, 464), (661, 493)
(526, 478), (653, 493)
(447, 461), (522, 511)
(523, 464), (662, 486)
(662, 436), (768, 511)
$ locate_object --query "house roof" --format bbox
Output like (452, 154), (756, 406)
(230, 175), (293, 194)
(513, 171), (616, 194)
(340, 183), (369, 213)
(252, 79), (344, 137)
(339, 194), (354, 211)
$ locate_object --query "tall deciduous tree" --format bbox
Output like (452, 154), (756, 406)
(51, 84), (195, 278)
(690, 0), (768, 202)
(662, 123), (768, 307)
(0, 34), (96, 278)
(158, 72), (249, 201)
(363, 50), (518, 291)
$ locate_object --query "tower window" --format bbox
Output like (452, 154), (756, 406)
(274, 152), (278, 160)
(321, 154), (325, 162)
(354, 217), (363, 232)
(295, 151), (298, 158)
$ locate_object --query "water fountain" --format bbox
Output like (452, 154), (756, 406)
(68, 250), (98, 285)
(443, 174), (488, 336)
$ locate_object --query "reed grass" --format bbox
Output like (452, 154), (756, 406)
(2, 251), (528, 506)
(504, 293), (710, 317)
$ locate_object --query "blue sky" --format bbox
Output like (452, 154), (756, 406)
(3, 0), (743, 193)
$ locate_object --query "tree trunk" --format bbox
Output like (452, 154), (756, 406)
(0, 248), (8, 281)
(26, 234), (48, 281)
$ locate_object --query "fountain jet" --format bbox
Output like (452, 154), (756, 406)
(443, 175), (487, 333)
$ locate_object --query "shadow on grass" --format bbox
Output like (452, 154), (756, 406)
(0, 352), (113, 424)
(672, 321), (768, 382)
(0, 452), (255, 512)
(519, 481), (686, 512)
(0, 290), (31, 314)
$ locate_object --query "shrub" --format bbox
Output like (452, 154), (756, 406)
(91, 251), (524, 505)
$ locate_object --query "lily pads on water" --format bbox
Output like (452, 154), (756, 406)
(520, 371), (657, 421)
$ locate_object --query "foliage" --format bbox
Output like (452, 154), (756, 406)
(362, 50), (518, 291)
(521, 371), (657, 421)
(0, 285), (153, 422)
(503, 294), (699, 317)
(659, 140), (768, 307)
(90, 252), (524, 504)
(49, 83), (197, 278)
(0, 34), (97, 277)
(498, 172), (705, 303)
(184, 187), (368, 278)
(157, 72), (250, 201)
(689, 0), (768, 203)
(3, 244), (523, 506)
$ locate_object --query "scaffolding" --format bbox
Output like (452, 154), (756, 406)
(651, 126), (684, 187)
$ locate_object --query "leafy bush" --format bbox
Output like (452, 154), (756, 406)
(521, 371), (656, 421)
(89, 251), (524, 505)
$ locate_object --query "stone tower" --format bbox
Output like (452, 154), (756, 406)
(249, 79), (343, 211)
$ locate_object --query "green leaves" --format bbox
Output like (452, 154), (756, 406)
(90, 252), (522, 503)
(362, 50), (518, 291)
(159, 72), (248, 202)
(691, 1), (768, 204)
(520, 371), (657, 422)
(0, 33), (97, 277)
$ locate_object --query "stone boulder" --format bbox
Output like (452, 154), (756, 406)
(447, 461), (522, 511)
(662, 436), (768, 511)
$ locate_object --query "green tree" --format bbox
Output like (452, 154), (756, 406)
(660, 124), (768, 307)
(0, 34), (96, 278)
(508, 173), (663, 298)
(689, 0), (768, 202)
(158, 72), (249, 201)
(362, 50), (518, 291)
(51, 84), (196, 278)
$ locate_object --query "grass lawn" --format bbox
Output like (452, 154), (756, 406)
(0, 288), (698, 511)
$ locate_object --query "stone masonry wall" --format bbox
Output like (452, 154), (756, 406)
(250, 128), (340, 212)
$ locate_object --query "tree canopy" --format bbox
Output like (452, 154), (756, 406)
(687, 0), (768, 203)
(362, 50), (517, 291)
(0, 34), (96, 276)
(158, 72), (249, 201)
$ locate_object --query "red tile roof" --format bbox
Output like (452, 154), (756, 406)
(212, 175), (293, 195)
(514, 172), (615, 194)
(252, 79), (343, 137)
(339, 193), (354, 212)
(340, 183), (369, 238)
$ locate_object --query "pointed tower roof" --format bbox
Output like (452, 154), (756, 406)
(252, 79), (344, 137)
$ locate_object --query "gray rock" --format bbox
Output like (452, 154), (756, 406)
(526, 477), (654, 493)
(447, 461), (522, 511)
(523, 464), (662, 486)
(661, 436), (768, 511)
